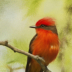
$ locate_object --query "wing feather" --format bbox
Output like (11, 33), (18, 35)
(25, 34), (37, 72)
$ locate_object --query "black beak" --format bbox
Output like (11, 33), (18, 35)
(30, 26), (37, 28)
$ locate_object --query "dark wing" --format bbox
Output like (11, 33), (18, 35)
(25, 34), (37, 72)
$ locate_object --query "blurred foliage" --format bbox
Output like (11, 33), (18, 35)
(0, 0), (72, 72)
(0, 0), (7, 13)
(22, 0), (43, 16)
(6, 39), (29, 66)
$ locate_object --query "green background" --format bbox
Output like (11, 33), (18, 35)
(0, 0), (72, 72)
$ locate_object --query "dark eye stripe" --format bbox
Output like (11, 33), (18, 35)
(40, 24), (47, 27)
(41, 25), (58, 35)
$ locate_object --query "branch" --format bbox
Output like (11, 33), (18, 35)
(0, 41), (51, 72)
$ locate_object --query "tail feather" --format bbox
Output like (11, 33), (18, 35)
(40, 69), (43, 72)
(26, 59), (43, 72)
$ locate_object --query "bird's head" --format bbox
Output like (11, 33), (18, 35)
(30, 17), (58, 35)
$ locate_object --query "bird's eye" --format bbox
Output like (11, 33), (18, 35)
(41, 24), (46, 27)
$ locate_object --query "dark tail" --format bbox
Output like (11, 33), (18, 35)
(25, 59), (43, 72)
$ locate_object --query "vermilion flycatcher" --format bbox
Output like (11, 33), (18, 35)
(25, 17), (59, 72)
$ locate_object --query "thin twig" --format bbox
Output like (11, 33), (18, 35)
(0, 41), (51, 72)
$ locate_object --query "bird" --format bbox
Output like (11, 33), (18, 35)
(25, 17), (59, 72)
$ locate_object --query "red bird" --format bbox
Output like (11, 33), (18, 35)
(25, 17), (59, 72)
